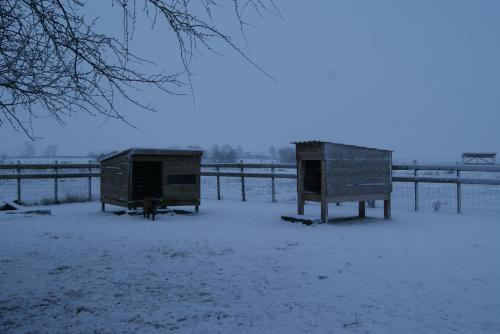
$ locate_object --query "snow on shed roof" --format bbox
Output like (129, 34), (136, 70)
(292, 141), (392, 152)
(100, 148), (203, 162)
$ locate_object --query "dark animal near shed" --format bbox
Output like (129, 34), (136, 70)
(143, 197), (157, 221)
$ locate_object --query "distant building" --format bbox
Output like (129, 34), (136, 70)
(239, 153), (279, 164)
(462, 152), (496, 165)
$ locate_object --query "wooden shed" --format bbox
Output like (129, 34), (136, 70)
(100, 148), (203, 212)
(295, 141), (392, 223)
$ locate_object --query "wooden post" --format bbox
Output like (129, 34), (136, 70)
(320, 160), (328, 223)
(384, 199), (391, 219)
(240, 163), (246, 202)
(271, 167), (276, 203)
(414, 160), (419, 211)
(88, 160), (92, 201)
(297, 161), (304, 215)
(54, 160), (59, 204)
(216, 166), (221, 200)
(16, 160), (21, 203)
(358, 201), (366, 218)
(457, 170), (462, 214)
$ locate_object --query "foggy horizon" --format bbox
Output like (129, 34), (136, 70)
(2, 1), (499, 162)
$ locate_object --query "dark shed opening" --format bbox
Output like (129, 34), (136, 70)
(304, 160), (321, 193)
(132, 161), (162, 200)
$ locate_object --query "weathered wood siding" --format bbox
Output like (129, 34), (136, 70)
(296, 142), (323, 160)
(100, 153), (129, 203)
(326, 143), (391, 161)
(322, 143), (391, 197)
(326, 159), (391, 196)
(161, 155), (201, 201)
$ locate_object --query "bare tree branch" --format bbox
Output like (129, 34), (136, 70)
(0, 0), (279, 139)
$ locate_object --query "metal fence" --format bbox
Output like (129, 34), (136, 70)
(1, 162), (499, 215)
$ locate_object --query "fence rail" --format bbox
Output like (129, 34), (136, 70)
(2, 162), (500, 173)
(1, 162), (499, 214)
(0, 163), (100, 170)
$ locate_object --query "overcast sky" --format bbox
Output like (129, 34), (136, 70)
(2, 0), (500, 161)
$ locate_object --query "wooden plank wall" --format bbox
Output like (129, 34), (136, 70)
(295, 142), (323, 160)
(100, 154), (129, 203)
(325, 144), (391, 196)
(326, 144), (390, 160)
(160, 156), (201, 201)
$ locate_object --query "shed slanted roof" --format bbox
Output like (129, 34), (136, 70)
(100, 148), (203, 162)
(292, 141), (392, 152)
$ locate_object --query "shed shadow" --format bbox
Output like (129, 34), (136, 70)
(281, 214), (384, 226)
(325, 216), (383, 226)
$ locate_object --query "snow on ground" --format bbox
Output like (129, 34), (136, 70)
(0, 200), (499, 333)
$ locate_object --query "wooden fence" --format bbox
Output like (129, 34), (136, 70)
(0, 162), (99, 203)
(1, 162), (500, 213)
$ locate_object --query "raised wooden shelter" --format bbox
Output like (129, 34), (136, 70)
(462, 152), (496, 165)
(295, 141), (392, 223)
(100, 148), (202, 212)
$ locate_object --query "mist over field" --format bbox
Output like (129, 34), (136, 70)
(1, 1), (499, 161)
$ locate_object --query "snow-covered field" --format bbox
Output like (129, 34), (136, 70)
(1, 200), (499, 333)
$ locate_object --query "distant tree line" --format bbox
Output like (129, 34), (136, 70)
(277, 147), (296, 163)
(209, 145), (242, 163)
(1, 144), (297, 163)
(207, 144), (295, 163)
(2, 142), (60, 158)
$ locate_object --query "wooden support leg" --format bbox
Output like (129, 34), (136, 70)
(195, 204), (199, 213)
(321, 199), (328, 224)
(359, 201), (366, 218)
(297, 161), (305, 215)
(384, 199), (391, 219)
(101, 202), (105, 212)
(298, 198), (305, 215)
(320, 160), (328, 223)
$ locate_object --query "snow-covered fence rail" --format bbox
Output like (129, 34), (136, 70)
(1, 162), (500, 214)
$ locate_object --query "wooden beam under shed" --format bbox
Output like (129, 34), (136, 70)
(359, 201), (366, 218)
(384, 199), (391, 219)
